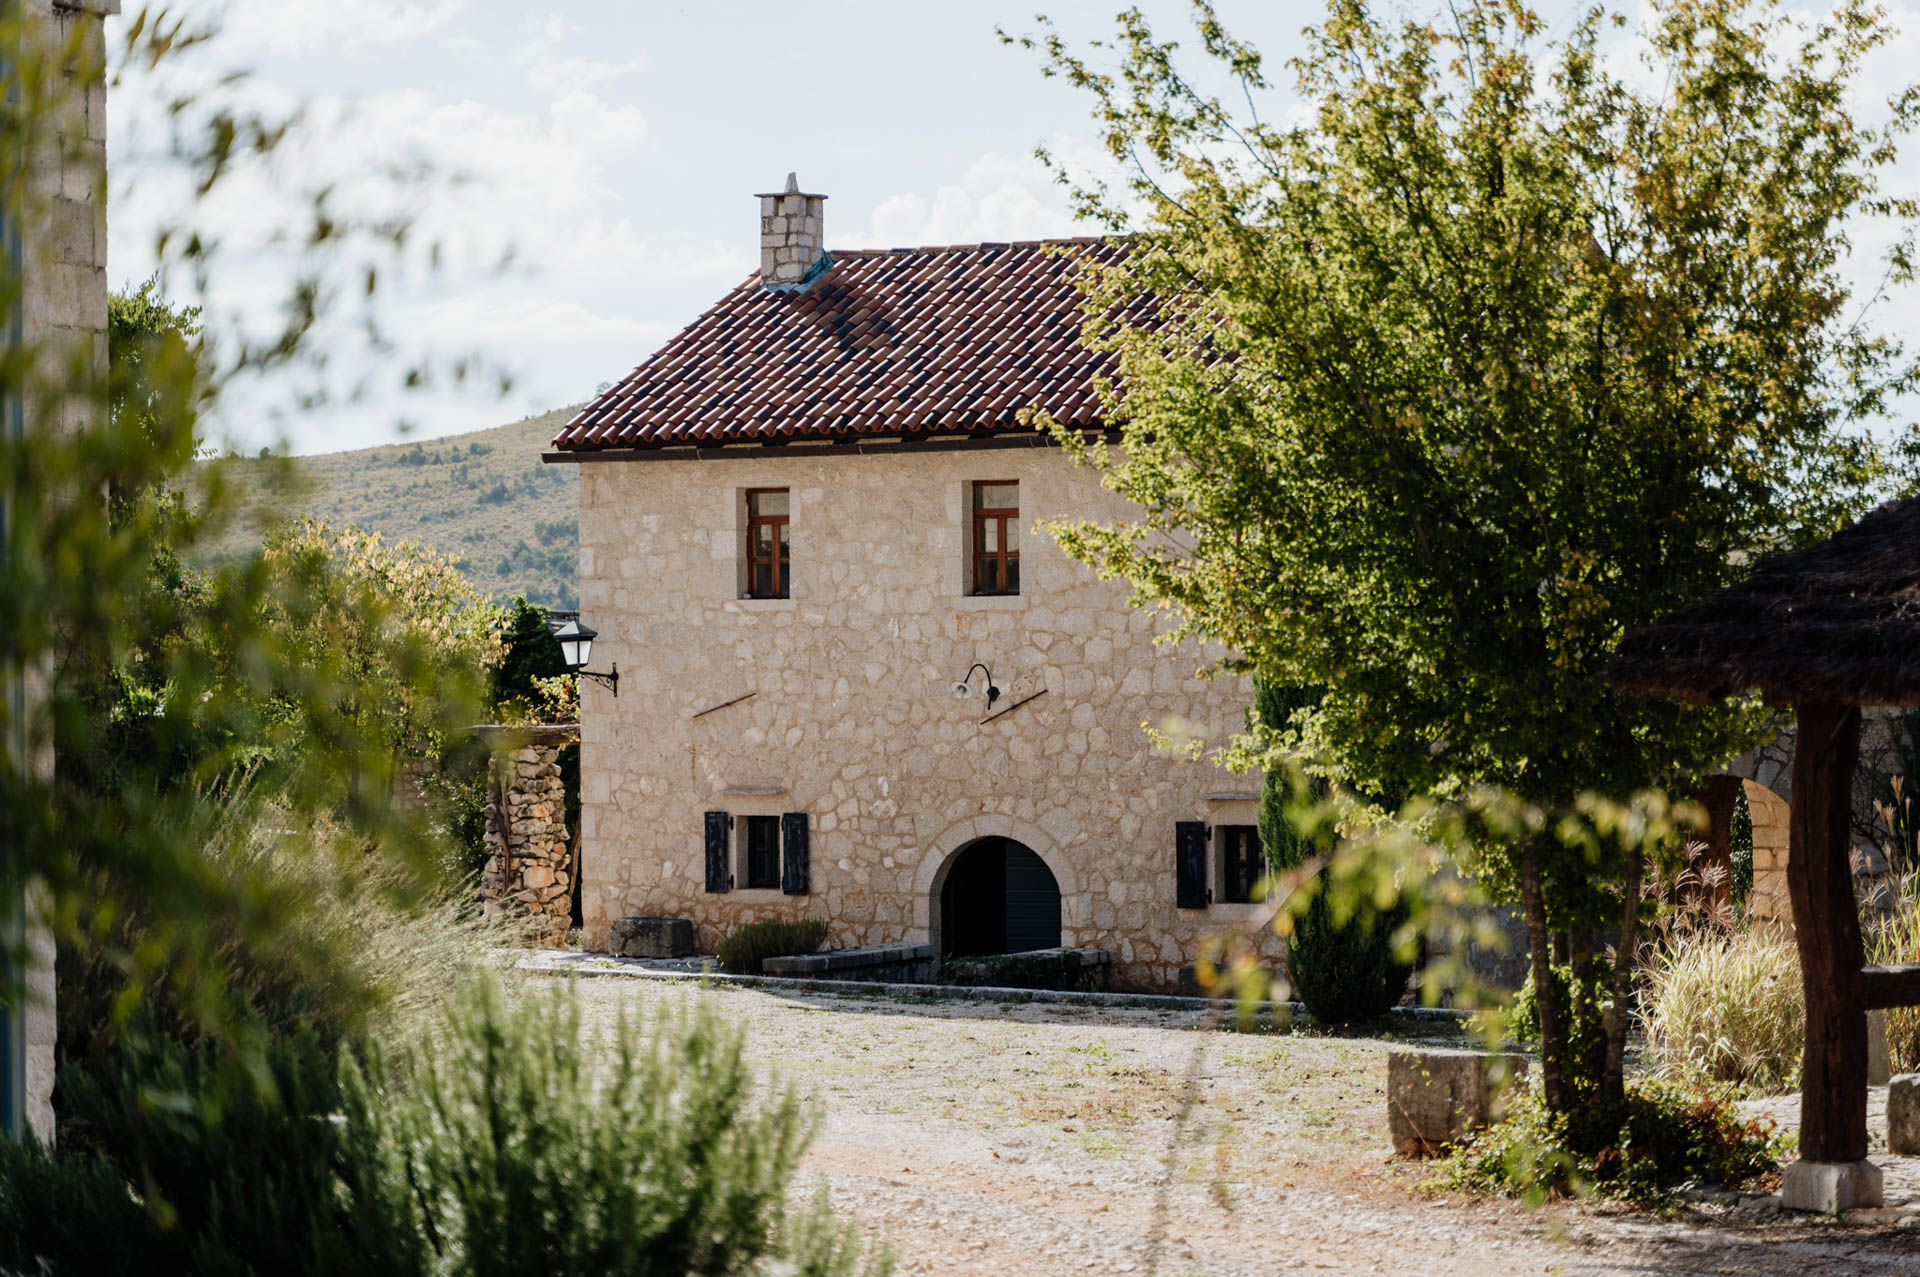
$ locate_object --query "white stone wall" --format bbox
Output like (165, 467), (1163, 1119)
(574, 444), (1284, 991)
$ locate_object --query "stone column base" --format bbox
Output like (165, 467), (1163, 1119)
(1781, 1159), (1883, 1213)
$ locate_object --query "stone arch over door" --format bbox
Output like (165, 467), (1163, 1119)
(1697, 774), (1793, 929)
(912, 814), (1084, 948)
(936, 837), (1062, 955)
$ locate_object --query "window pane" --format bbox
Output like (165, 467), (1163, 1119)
(777, 522), (790, 552)
(976, 482), (1017, 510)
(750, 489), (790, 517)
(755, 523), (774, 553)
(1004, 521), (1019, 553)
(746, 816), (780, 888)
(981, 520), (998, 553)
(1005, 557), (1019, 595)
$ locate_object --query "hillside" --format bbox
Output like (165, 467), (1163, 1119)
(198, 405), (584, 608)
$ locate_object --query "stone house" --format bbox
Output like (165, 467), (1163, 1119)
(545, 176), (1284, 991)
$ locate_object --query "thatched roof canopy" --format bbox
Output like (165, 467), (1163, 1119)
(1606, 498), (1920, 707)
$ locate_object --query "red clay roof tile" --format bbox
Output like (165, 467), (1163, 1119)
(550, 237), (1145, 452)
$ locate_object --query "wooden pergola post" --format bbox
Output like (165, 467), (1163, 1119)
(1782, 701), (1880, 1211)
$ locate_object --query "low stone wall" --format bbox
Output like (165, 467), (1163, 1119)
(482, 743), (573, 948)
(763, 942), (937, 984)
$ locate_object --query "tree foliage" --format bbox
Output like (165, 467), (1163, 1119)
(1014, 0), (1916, 1128)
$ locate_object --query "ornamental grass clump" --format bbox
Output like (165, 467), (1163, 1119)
(1867, 871), (1920, 1073)
(1639, 929), (1803, 1096)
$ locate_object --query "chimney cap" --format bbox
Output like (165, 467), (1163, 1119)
(755, 171), (827, 200)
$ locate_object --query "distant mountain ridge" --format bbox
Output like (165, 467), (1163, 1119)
(198, 405), (583, 608)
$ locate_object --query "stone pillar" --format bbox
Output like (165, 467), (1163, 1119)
(8, 0), (120, 1148)
(481, 744), (573, 948)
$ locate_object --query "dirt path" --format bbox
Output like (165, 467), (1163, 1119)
(563, 976), (1920, 1275)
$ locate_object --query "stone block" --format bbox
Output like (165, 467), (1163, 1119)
(1888, 1074), (1920, 1156)
(611, 915), (694, 959)
(1780, 1159), (1883, 1213)
(1387, 1047), (1528, 1157)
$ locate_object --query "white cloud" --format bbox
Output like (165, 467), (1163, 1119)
(218, 0), (467, 55)
(865, 149), (1084, 248)
(408, 293), (671, 346)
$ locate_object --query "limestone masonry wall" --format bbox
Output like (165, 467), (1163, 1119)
(482, 745), (573, 948)
(574, 445), (1286, 991)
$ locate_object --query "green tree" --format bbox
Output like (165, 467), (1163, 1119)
(1016, 0), (1911, 1134)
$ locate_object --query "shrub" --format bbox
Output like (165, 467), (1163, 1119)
(58, 790), (515, 1074)
(4, 1030), (423, 1276)
(1639, 929), (1803, 1095)
(938, 950), (1108, 992)
(716, 918), (830, 974)
(344, 975), (886, 1276)
(7, 977), (887, 1276)
(1433, 1078), (1785, 1204)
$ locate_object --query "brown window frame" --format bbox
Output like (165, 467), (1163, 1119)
(745, 488), (790, 599)
(971, 480), (1020, 596)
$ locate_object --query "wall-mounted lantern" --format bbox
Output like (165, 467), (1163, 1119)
(554, 619), (619, 697)
(952, 662), (1000, 709)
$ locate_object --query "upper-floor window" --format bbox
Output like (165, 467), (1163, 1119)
(971, 480), (1019, 596)
(1220, 825), (1264, 904)
(746, 488), (790, 599)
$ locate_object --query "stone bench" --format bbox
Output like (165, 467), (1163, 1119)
(1387, 1047), (1528, 1157)
(762, 943), (937, 984)
(610, 916), (694, 959)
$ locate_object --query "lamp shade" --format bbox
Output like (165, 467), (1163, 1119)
(552, 619), (596, 671)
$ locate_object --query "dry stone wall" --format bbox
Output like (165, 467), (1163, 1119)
(482, 744), (573, 948)
(573, 445), (1287, 991)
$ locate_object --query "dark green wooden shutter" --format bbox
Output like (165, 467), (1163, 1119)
(1176, 821), (1209, 909)
(705, 811), (731, 893)
(781, 812), (810, 895)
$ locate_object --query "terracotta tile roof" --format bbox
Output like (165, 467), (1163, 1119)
(550, 237), (1149, 452)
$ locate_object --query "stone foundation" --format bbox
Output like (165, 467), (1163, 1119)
(482, 743), (573, 948)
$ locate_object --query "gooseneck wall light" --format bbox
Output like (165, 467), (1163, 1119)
(553, 619), (619, 697)
(951, 662), (1000, 709)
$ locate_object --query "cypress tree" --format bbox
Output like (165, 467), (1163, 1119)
(1253, 676), (1412, 1024)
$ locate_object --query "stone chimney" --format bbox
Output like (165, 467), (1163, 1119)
(757, 172), (828, 287)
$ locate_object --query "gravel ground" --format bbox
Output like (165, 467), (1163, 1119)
(559, 974), (1920, 1275)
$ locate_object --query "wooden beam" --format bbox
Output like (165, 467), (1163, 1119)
(1862, 964), (1920, 1010)
(1789, 702), (1867, 1164)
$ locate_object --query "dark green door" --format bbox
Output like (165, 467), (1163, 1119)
(1002, 844), (1060, 952)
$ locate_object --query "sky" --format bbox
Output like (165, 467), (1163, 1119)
(103, 1), (1920, 456)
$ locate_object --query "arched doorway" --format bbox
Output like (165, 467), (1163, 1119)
(938, 837), (1061, 956)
